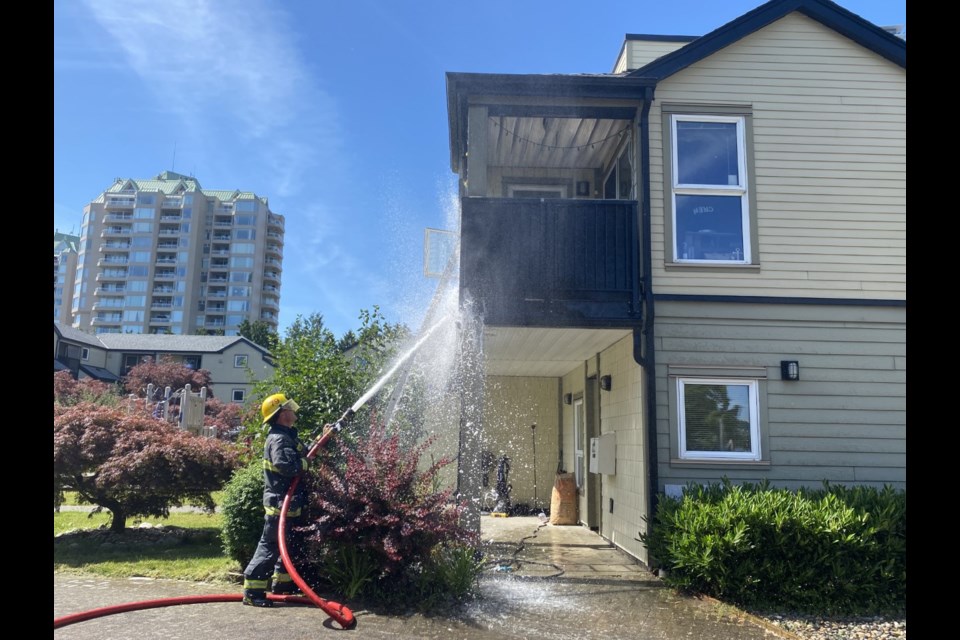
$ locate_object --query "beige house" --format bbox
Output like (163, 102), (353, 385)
(54, 323), (275, 404)
(445, 0), (904, 565)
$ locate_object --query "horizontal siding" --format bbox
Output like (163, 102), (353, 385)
(625, 40), (689, 70)
(648, 12), (906, 301)
(654, 300), (905, 491)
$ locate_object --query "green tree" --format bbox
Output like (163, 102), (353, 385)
(54, 402), (240, 532)
(240, 308), (409, 456)
(238, 318), (279, 352)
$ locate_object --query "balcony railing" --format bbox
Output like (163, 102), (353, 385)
(459, 197), (641, 327)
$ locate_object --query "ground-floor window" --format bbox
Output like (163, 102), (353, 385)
(677, 377), (760, 461)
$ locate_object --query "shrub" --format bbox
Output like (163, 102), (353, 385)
(641, 479), (906, 616)
(54, 402), (241, 532)
(219, 461), (267, 567)
(300, 425), (479, 605)
(54, 370), (121, 406)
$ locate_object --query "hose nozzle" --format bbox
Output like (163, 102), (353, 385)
(333, 408), (355, 431)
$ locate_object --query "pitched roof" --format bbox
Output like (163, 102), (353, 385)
(629, 0), (905, 80)
(79, 364), (122, 383)
(53, 323), (106, 348)
(53, 323), (273, 357)
(95, 333), (246, 354)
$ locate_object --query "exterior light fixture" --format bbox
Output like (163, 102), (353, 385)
(563, 393), (572, 405)
(600, 375), (612, 391)
(780, 360), (800, 381)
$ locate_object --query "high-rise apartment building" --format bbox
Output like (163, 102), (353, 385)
(66, 171), (284, 336)
(54, 231), (80, 325)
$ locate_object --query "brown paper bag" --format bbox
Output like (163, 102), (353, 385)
(549, 472), (578, 525)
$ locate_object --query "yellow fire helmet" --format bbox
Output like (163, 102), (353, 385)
(260, 393), (300, 423)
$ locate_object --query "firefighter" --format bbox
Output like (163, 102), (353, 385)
(241, 393), (312, 607)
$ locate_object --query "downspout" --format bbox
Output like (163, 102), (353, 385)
(632, 86), (660, 527)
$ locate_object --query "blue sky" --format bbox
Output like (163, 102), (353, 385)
(53, 0), (906, 339)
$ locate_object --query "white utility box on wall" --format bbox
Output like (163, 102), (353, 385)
(589, 432), (616, 475)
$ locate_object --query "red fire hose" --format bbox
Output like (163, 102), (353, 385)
(54, 410), (357, 630)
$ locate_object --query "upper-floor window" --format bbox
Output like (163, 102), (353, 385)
(234, 355), (248, 368)
(669, 113), (751, 264)
(235, 200), (256, 212)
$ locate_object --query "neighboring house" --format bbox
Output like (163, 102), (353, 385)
(445, 0), (904, 565)
(53, 323), (276, 404)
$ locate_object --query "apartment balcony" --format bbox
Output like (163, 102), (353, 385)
(205, 320), (226, 328)
(162, 198), (183, 207)
(208, 276), (229, 283)
(149, 314), (172, 324)
(459, 197), (640, 328)
(101, 227), (131, 237)
(105, 197), (135, 209)
(264, 271), (281, 283)
(158, 229), (180, 236)
(157, 242), (179, 249)
(206, 304), (226, 313)
(94, 286), (126, 295)
(96, 271), (127, 281)
(266, 231), (283, 240)
(151, 300), (173, 309)
(266, 244), (283, 257)
(106, 213), (133, 221)
(92, 315), (122, 324)
(207, 291), (227, 298)
(154, 270), (176, 280)
(92, 299), (124, 310)
(156, 257), (177, 265)
(260, 311), (277, 321)
(263, 284), (279, 293)
(265, 258), (282, 270)
(153, 286), (174, 294)
(97, 257), (129, 267)
(160, 214), (182, 221)
(214, 220), (233, 227)
(99, 243), (131, 251)
(267, 214), (284, 229)
(215, 205), (234, 213)
(212, 234), (231, 241)
(262, 297), (279, 309)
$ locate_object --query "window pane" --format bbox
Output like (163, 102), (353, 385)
(677, 121), (739, 186)
(683, 383), (752, 453)
(676, 195), (744, 261)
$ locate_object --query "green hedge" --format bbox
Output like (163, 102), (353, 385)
(641, 479), (905, 615)
(220, 461), (266, 567)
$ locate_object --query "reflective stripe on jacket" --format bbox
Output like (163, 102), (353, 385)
(262, 424), (307, 514)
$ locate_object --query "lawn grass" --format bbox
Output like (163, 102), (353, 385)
(54, 502), (241, 583)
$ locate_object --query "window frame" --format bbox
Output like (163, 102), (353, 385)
(661, 104), (759, 267)
(676, 376), (761, 461)
(231, 389), (246, 403)
(234, 354), (249, 368)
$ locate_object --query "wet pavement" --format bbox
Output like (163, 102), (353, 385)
(54, 516), (792, 639)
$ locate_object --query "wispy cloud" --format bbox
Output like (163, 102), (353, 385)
(81, 0), (344, 195)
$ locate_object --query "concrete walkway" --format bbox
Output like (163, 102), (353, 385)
(54, 516), (791, 639)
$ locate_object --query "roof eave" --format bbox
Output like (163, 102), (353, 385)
(629, 0), (905, 80)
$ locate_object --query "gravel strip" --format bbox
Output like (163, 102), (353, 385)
(751, 612), (906, 640)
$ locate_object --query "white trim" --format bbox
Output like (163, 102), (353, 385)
(677, 377), (760, 461)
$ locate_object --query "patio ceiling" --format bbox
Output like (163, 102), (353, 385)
(487, 115), (633, 170)
(481, 326), (631, 377)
